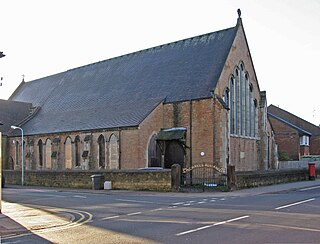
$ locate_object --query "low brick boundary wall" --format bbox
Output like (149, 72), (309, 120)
(236, 169), (319, 189)
(4, 168), (319, 192)
(3, 170), (172, 192)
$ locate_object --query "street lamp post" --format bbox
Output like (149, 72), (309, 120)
(11, 126), (24, 186)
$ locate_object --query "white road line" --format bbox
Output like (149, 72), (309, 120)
(127, 212), (142, 216)
(72, 195), (87, 198)
(198, 201), (206, 204)
(168, 206), (178, 209)
(176, 215), (249, 236)
(275, 198), (315, 210)
(151, 208), (163, 212)
(172, 202), (185, 205)
(299, 186), (320, 191)
(116, 199), (156, 204)
(102, 216), (120, 220)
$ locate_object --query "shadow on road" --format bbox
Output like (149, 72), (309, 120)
(0, 214), (52, 243)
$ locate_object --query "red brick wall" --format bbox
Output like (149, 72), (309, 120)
(268, 105), (320, 155)
(268, 116), (300, 160)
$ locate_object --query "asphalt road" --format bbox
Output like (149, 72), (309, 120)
(2, 184), (320, 244)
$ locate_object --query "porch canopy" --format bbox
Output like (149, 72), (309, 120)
(156, 127), (186, 141)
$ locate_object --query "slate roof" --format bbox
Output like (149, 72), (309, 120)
(268, 112), (312, 136)
(0, 99), (32, 135)
(9, 24), (238, 136)
(268, 105), (320, 136)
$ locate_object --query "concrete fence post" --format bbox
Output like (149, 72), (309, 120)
(171, 164), (181, 192)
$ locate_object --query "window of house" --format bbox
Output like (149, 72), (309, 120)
(300, 135), (310, 146)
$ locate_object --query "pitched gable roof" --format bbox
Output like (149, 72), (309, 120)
(268, 112), (312, 136)
(10, 24), (238, 136)
(0, 99), (32, 135)
(268, 105), (320, 136)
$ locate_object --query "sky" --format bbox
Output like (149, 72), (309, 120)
(0, 0), (319, 125)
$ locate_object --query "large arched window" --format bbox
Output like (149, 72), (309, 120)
(65, 137), (72, 169)
(229, 62), (257, 137)
(45, 139), (52, 169)
(109, 134), (119, 170)
(229, 76), (235, 134)
(98, 135), (105, 168)
(38, 139), (44, 168)
(74, 136), (81, 167)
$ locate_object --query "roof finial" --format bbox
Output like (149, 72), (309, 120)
(22, 74), (25, 82)
(237, 9), (241, 18)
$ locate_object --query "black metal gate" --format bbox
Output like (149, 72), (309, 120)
(181, 163), (227, 192)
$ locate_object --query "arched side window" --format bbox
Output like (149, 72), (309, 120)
(38, 139), (44, 168)
(98, 135), (106, 168)
(253, 99), (258, 137)
(148, 134), (161, 167)
(249, 83), (254, 137)
(223, 88), (229, 107)
(45, 139), (52, 169)
(65, 137), (72, 169)
(109, 134), (119, 170)
(74, 136), (81, 167)
(15, 141), (19, 166)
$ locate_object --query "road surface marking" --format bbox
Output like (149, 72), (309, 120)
(117, 199), (156, 204)
(275, 198), (315, 210)
(299, 186), (320, 191)
(176, 215), (249, 236)
(72, 195), (87, 198)
(172, 202), (185, 205)
(210, 199), (216, 202)
(102, 216), (120, 220)
(127, 212), (142, 216)
(198, 201), (206, 204)
(151, 208), (163, 211)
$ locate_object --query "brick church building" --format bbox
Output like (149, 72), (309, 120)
(2, 11), (277, 175)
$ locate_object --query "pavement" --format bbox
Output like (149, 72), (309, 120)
(1, 179), (320, 236)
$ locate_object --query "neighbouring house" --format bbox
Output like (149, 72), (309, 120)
(2, 10), (277, 177)
(268, 105), (320, 161)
